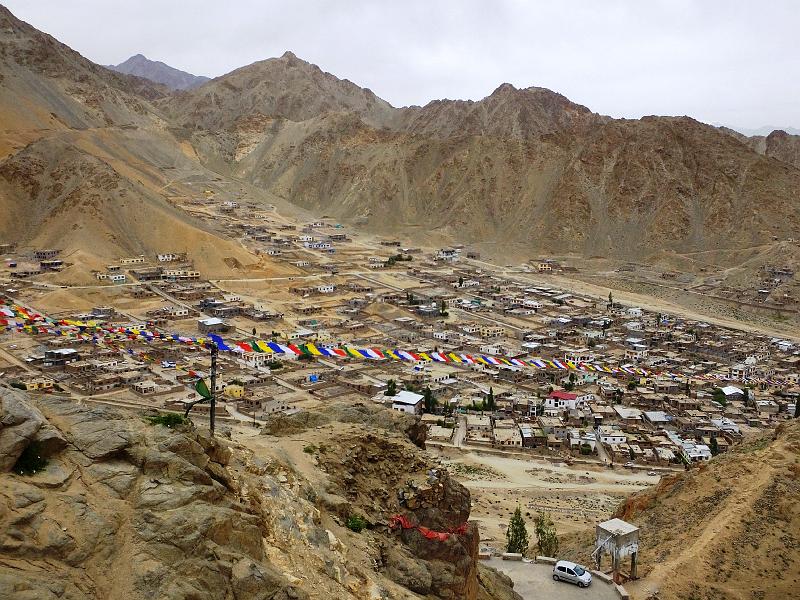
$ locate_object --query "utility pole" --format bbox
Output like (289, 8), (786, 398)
(209, 342), (218, 436)
(184, 341), (218, 436)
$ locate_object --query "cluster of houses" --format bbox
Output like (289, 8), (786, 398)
(2, 208), (798, 462)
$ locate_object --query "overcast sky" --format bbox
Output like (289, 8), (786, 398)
(5, 0), (798, 131)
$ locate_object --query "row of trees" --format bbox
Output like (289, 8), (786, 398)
(506, 506), (558, 557)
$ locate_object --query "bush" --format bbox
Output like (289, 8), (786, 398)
(346, 514), (368, 533)
(146, 413), (186, 428)
(14, 442), (48, 476)
(9, 381), (26, 390)
(303, 444), (317, 454)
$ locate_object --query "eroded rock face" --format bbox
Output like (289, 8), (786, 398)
(0, 391), (66, 471)
(0, 391), (520, 600)
(317, 432), (512, 600)
(0, 391), (303, 600)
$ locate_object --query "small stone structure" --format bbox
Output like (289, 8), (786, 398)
(594, 518), (639, 583)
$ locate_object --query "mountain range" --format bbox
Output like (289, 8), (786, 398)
(1, 3), (799, 272)
(107, 53), (209, 90)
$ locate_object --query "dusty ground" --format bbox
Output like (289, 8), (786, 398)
(429, 447), (656, 550)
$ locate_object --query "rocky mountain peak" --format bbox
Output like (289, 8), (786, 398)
(109, 53), (209, 90)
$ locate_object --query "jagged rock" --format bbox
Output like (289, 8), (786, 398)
(383, 545), (433, 595)
(476, 563), (523, 600)
(231, 558), (307, 600)
(0, 391), (518, 600)
(196, 432), (232, 465)
(0, 390), (66, 471)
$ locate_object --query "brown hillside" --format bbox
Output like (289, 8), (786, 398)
(562, 422), (800, 600)
(1, 3), (799, 275)
(163, 53), (800, 263)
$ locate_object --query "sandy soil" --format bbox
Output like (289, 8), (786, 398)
(431, 447), (656, 546)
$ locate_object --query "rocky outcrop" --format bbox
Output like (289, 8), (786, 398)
(261, 401), (427, 448)
(0, 391), (66, 471)
(0, 390), (305, 600)
(0, 390), (519, 600)
(319, 432), (518, 600)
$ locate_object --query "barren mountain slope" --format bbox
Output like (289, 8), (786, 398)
(0, 390), (521, 600)
(560, 422), (800, 600)
(0, 6), (273, 277)
(2, 3), (799, 272)
(108, 54), (210, 91)
(162, 51), (395, 130)
(0, 130), (259, 276)
(179, 101), (800, 260)
(165, 52), (800, 262)
(0, 6), (167, 141)
(393, 82), (604, 139)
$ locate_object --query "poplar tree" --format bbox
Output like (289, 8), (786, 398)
(534, 511), (559, 557)
(506, 505), (529, 555)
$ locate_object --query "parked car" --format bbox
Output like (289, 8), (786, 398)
(553, 560), (592, 588)
(623, 461), (635, 468)
(648, 471), (658, 476)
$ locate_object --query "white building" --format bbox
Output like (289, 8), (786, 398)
(597, 426), (627, 445)
(391, 390), (424, 415)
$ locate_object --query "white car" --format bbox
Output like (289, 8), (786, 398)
(553, 560), (592, 588)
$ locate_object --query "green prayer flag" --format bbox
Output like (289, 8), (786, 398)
(195, 378), (212, 400)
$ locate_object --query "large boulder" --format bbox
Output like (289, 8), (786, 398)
(0, 389), (66, 472)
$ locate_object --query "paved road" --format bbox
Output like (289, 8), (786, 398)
(484, 558), (618, 600)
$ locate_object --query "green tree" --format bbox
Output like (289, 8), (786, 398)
(607, 291), (613, 309)
(710, 437), (719, 456)
(439, 300), (448, 316)
(794, 400), (799, 419)
(506, 505), (529, 555)
(385, 379), (397, 396)
(743, 388), (750, 405)
(486, 387), (495, 411)
(534, 512), (558, 557)
(588, 338), (596, 348)
(458, 276), (464, 287)
(712, 388), (727, 406)
(423, 387), (438, 413)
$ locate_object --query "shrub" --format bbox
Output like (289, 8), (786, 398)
(14, 442), (48, 476)
(146, 413), (186, 428)
(346, 514), (368, 533)
(303, 444), (317, 454)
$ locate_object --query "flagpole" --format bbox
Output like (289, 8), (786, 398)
(209, 341), (217, 436)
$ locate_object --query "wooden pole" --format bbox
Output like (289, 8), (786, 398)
(209, 342), (217, 436)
